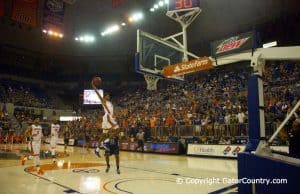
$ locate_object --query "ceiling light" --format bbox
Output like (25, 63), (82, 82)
(263, 41), (277, 48)
(158, 1), (164, 6)
(101, 25), (120, 36)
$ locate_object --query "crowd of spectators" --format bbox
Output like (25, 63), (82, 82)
(0, 61), (299, 145)
(0, 109), (24, 144)
(0, 79), (54, 108)
(112, 61), (299, 144)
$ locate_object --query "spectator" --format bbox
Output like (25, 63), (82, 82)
(288, 118), (300, 158)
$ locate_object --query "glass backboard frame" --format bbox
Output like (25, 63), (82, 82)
(135, 30), (185, 82)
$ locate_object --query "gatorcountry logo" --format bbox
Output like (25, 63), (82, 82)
(216, 36), (250, 54)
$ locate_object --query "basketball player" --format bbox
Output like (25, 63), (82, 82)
(103, 134), (120, 174)
(50, 120), (60, 163)
(25, 125), (32, 151)
(63, 125), (70, 154)
(21, 118), (44, 175)
(92, 81), (121, 174)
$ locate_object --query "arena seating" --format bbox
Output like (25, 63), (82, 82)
(0, 61), (299, 145)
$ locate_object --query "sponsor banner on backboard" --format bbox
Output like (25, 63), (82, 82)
(0, 0), (4, 16)
(43, 0), (65, 32)
(11, 0), (38, 26)
(211, 31), (256, 58)
(163, 57), (213, 77)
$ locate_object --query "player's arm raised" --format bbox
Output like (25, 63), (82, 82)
(91, 80), (110, 114)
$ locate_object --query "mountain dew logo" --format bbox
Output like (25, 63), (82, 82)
(216, 36), (250, 54)
(232, 146), (241, 155)
(223, 146), (231, 155)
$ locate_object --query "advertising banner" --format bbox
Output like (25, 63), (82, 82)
(120, 142), (180, 154)
(0, 0), (4, 16)
(11, 0), (38, 26)
(187, 144), (289, 158)
(211, 31), (256, 58)
(163, 57), (213, 77)
(43, 0), (65, 31)
(187, 144), (246, 158)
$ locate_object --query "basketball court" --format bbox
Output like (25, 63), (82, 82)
(0, 144), (237, 194)
(0, 1), (299, 194)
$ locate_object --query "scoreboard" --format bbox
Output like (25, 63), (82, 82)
(168, 0), (200, 12)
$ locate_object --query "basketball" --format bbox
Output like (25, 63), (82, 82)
(92, 76), (102, 87)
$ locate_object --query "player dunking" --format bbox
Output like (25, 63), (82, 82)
(92, 78), (121, 174)
(21, 118), (44, 175)
(50, 120), (60, 164)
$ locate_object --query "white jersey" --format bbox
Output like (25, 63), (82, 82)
(31, 124), (42, 141)
(102, 100), (118, 130)
(104, 101), (114, 116)
(51, 124), (60, 138)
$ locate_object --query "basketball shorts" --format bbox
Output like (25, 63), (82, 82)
(102, 115), (119, 130)
(103, 139), (119, 155)
(50, 137), (57, 148)
(31, 140), (41, 156)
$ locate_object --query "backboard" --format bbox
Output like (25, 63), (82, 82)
(135, 30), (185, 82)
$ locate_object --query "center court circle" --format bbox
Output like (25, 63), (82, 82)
(72, 169), (100, 173)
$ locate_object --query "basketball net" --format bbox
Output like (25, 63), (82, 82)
(144, 74), (159, 90)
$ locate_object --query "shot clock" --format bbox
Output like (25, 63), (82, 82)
(168, 0), (200, 12)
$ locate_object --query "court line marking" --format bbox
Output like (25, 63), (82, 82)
(104, 165), (237, 194)
(115, 178), (175, 194)
(208, 184), (238, 194)
(24, 167), (82, 194)
(103, 177), (175, 194)
(120, 165), (203, 179)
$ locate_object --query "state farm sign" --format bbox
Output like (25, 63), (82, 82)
(163, 57), (213, 78)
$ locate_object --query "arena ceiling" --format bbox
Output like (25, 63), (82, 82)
(0, 0), (300, 76)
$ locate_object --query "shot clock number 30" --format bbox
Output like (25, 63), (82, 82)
(168, 0), (200, 11)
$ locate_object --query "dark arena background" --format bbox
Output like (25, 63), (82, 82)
(0, 0), (300, 194)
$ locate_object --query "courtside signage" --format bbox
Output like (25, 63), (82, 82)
(163, 57), (213, 77)
(187, 144), (288, 158)
(187, 144), (246, 158)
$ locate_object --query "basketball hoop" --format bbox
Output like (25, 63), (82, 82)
(144, 74), (159, 90)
